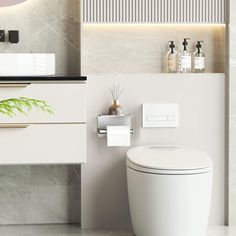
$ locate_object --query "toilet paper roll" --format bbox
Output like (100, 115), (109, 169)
(107, 126), (131, 147)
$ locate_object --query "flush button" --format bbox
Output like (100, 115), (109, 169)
(147, 115), (168, 121)
(168, 116), (175, 121)
(142, 104), (179, 128)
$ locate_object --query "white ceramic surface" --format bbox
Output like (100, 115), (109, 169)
(127, 146), (213, 171)
(127, 146), (213, 236)
(0, 53), (55, 76)
(0, 0), (26, 7)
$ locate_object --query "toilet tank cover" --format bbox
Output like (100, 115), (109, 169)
(127, 146), (213, 171)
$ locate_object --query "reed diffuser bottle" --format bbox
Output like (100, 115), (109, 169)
(108, 84), (124, 115)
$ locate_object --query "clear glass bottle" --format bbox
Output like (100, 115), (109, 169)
(193, 41), (205, 73)
(179, 38), (192, 73)
(166, 41), (178, 73)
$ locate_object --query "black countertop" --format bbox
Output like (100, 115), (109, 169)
(0, 75), (87, 81)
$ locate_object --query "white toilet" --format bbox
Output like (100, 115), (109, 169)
(126, 146), (213, 236)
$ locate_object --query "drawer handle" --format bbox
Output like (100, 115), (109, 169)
(0, 83), (31, 88)
(0, 124), (29, 128)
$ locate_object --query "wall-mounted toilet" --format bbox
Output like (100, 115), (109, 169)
(127, 146), (213, 236)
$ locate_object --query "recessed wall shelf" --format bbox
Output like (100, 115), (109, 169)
(131, 73), (225, 79)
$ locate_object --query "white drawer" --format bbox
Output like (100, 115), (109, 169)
(0, 83), (86, 123)
(0, 124), (86, 165)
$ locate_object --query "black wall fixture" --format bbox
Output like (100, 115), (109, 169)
(0, 30), (5, 42)
(9, 30), (19, 44)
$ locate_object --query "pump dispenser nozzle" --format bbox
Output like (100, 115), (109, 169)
(183, 38), (190, 50)
(196, 41), (204, 53)
(168, 41), (175, 54)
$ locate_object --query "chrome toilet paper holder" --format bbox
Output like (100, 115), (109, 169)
(97, 114), (134, 137)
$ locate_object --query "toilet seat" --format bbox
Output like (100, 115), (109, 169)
(127, 146), (213, 175)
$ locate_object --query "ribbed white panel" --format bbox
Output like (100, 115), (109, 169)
(82, 0), (225, 23)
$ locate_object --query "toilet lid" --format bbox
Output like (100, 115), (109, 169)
(127, 146), (213, 174)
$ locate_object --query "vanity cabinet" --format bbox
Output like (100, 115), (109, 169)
(0, 124), (86, 165)
(0, 81), (87, 165)
(0, 83), (86, 123)
(82, 0), (226, 24)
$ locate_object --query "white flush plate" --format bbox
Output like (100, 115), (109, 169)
(0, 53), (55, 76)
(142, 103), (179, 128)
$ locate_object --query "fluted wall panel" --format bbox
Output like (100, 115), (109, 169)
(82, 0), (225, 23)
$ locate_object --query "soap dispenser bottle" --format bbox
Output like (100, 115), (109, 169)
(166, 41), (178, 73)
(179, 38), (192, 73)
(193, 41), (205, 73)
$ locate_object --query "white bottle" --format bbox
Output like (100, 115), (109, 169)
(193, 41), (205, 73)
(166, 41), (178, 73)
(179, 38), (192, 73)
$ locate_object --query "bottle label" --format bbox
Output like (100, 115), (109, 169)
(167, 57), (177, 71)
(194, 57), (205, 69)
(180, 56), (191, 69)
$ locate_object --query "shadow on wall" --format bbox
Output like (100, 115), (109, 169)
(64, 0), (81, 74)
(90, 138), (132, 229)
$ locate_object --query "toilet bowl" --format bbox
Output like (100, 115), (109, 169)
(126, 146), (213, 236)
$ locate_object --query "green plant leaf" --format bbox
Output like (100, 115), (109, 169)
(0, 97), (54, 117)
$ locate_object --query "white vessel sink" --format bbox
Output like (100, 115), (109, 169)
(0, 53), (55, 76)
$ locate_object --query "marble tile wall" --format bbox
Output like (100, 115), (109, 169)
(0, 0), (81, 225)
(0, 0), (80, 75)
(0, 165), (81, 224)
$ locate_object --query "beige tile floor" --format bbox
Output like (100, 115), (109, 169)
(0, 224), (235, 236)
(0, 225), (131, 236)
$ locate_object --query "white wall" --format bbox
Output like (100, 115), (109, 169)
(229, 0), (236, 226)
(82, 73), (225, 228)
